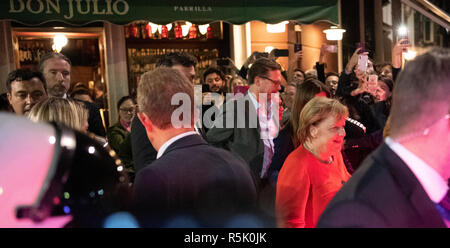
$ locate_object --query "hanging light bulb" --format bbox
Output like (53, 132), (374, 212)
(199, 24), (209, 35)
(148, 22), (158, 34)
(181, 24), (190, 37)
(166, 23), (173, 31)
(52, 34), (68, 53)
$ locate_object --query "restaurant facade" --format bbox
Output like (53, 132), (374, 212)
(0, 0), (341, 125)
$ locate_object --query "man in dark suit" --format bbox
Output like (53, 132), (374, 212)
(317, 48), (450, 228)
(206, 58), (282, 184)
(130, 52), (204, 174)
(39, 52), (106, 137)
(132, 67), (258, 227)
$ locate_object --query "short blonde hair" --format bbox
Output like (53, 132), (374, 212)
(28, 97), (87, 131)
(297, 97), (348, 144)
(137, 67), (194, 129)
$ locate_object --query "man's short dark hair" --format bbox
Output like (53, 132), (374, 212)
(203, 67), (225, 82)
(248, 58), (282, 85)
(390, 47), (450, 135)
(294, 68), (305, 75)
(156, 52), (198, 68)
(39, 52), (72, 73)
(6, 69), (46, 93)
(325, 71), (339, 79)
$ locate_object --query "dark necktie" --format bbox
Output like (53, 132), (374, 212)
(436, 190), (450, 222)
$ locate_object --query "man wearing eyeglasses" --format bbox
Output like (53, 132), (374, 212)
(207, 58), (282, 191)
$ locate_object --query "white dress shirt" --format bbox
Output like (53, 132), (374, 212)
(248, 92), (278, 178)
(385, 137), (448, 203)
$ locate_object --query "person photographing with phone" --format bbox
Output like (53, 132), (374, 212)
(335, 46), (381, 134)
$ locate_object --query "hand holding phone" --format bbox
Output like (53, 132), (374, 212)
(367, 74), (378, 95)
(357, 54), (368, 72)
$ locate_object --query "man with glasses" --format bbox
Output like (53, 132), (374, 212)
(207, 57), (282, 189)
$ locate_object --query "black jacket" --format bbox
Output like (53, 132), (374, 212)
(317, 142), (446, 228)
(132, 134), (258, 227)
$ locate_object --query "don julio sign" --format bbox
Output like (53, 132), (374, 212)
(8, 0), (130, 20)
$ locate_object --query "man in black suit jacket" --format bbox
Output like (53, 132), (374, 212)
(207, 58), (282, 184)
(317, 48), (450, 228)
(39, 52), (105, 137)
(132, 68), (258, 227)
(131, 52), (205, 174)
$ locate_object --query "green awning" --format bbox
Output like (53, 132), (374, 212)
(2, 0), (338, 26)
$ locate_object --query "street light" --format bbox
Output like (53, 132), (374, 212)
(323, 26), (346, 41)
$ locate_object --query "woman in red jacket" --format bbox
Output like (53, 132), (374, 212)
(276, 97), (351, 228)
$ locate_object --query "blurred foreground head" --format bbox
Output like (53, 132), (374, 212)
(0, 113), (131, 227)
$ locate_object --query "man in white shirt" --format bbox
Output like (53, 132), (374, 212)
(132, 68), (258, 227)
(317, 48), (450, 228)
(207, 58), (282, 183)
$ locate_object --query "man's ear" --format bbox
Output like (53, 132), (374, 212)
(138, 112), (153, 132)
(254, 76), (261, 87)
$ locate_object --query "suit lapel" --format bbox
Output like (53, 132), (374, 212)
(375, 143), (446, 227)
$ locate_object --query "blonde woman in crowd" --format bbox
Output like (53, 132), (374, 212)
(28, 97), (106, 145)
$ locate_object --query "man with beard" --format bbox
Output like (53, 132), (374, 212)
(201, 67), (226, 132)
(6, 69), (47, 116)
(39, 52), (105, 137)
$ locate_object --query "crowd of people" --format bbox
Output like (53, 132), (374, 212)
(0, 39), (449, 228)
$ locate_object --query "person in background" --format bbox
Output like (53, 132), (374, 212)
(280, 82), (297, 127)
(70, 87), (94, 103)
(201, 67), (227, 132)
(318, 48), (450, 228)
(324, 72), (339, 97)
(276, 97), (351, 228)
(6, 69), (47, 116)
(28, 97), (87, 132)
(107, 95), (136, 181)
(28, 97), (107, 146)
(292, 68), (305, 85)
(304, 69), (318, 80)
(335, 48), (381, 134)
(39, 52), (106, 137)
(93, 80), (107, 109)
